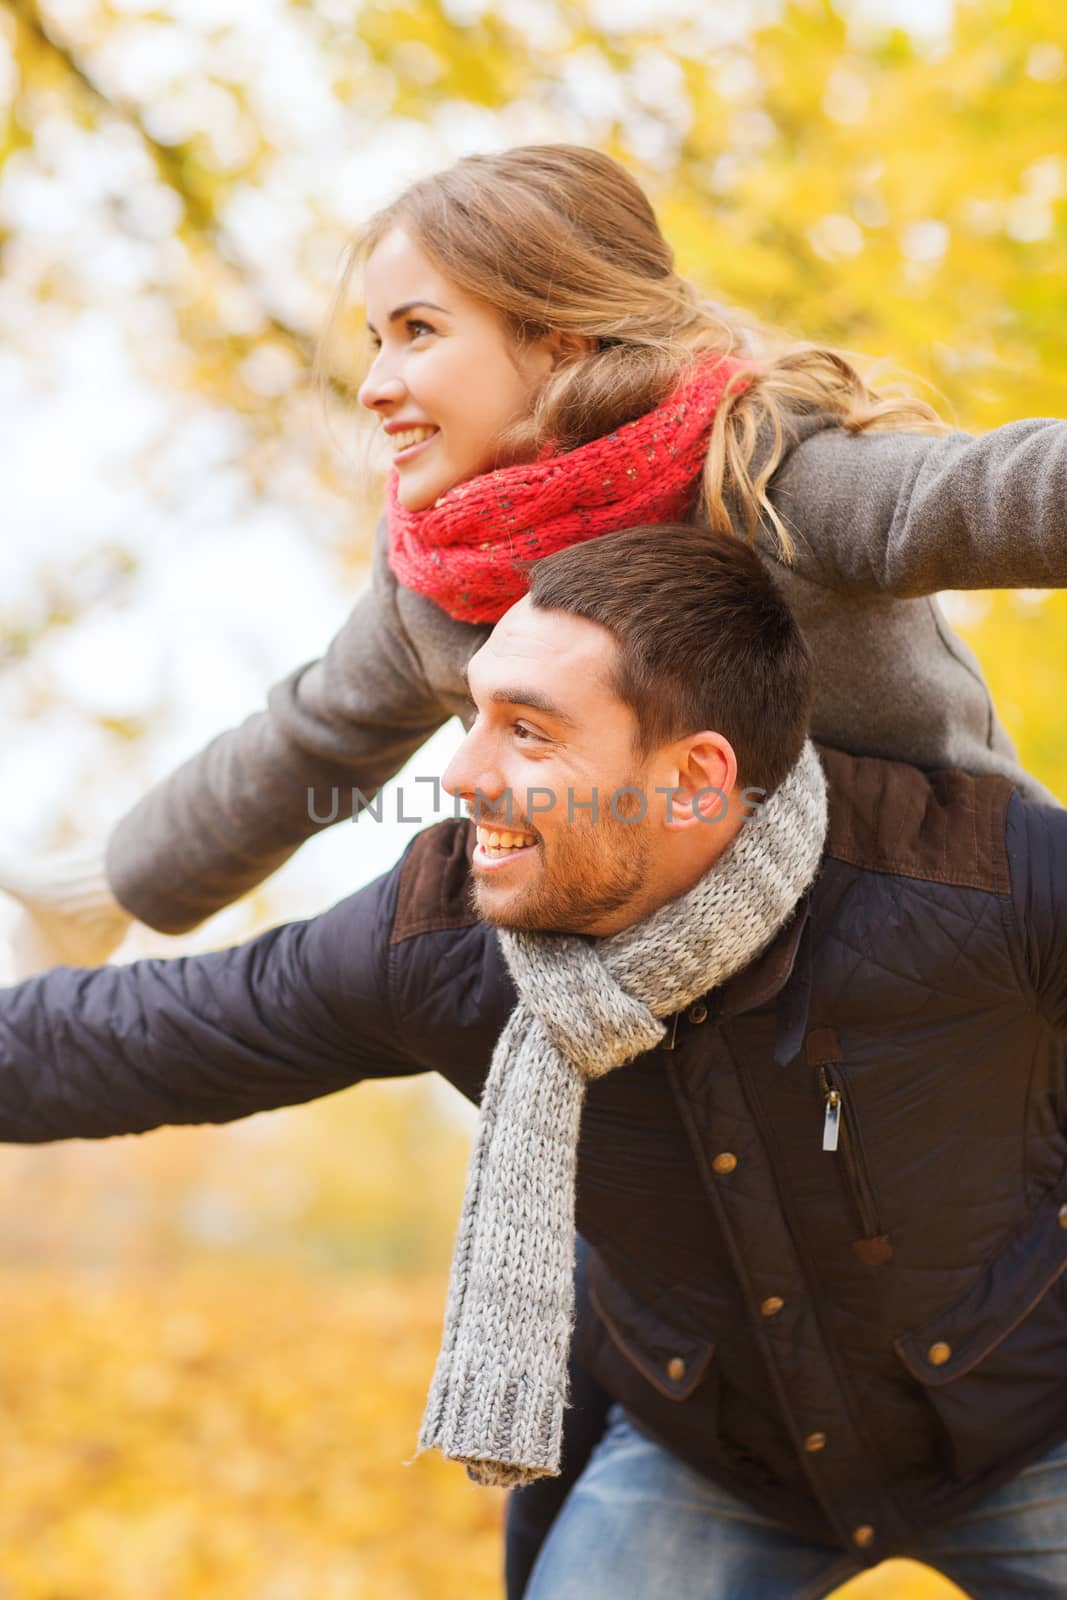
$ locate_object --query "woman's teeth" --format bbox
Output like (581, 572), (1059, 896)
(476, 826), (537, 854)
(392, 426), (437, 453)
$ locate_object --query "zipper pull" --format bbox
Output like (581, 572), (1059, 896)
(822, 1085), (841, 1152)
(662, 1012), (681, 1052)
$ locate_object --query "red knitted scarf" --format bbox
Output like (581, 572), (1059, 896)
(386, 354), (751, 624)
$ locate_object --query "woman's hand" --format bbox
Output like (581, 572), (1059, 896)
(0, 851), (134, 978)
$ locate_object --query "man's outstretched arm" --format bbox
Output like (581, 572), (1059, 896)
(0, 866), (418, 1144)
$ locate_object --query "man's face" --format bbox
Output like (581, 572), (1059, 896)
(442, 599), (657, 936)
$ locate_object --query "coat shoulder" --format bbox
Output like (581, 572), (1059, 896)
(817, 745), (1014, 894)
(390, 819), (478, 945)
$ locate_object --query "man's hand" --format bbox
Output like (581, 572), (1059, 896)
(0, 851), (134, 977)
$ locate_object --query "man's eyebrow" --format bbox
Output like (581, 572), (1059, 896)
(366, 299), (449, 333)
(462, 668), (576, 729)
(489, 688), (576, 727)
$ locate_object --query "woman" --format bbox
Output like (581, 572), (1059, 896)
(6, 142), (1065, 1594)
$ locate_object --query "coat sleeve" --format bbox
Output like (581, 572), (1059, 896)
(0, 866), (422, 1144)
(767, 416), (1067, 597)
(1006, 794), (1067, 1035)
(105, 517), (451, 934)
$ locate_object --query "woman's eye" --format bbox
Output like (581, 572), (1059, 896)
(406, 318), (436, 340)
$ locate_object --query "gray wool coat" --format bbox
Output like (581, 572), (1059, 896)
(105, 411), (1067, 933)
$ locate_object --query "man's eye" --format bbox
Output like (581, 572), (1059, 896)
(513, 722), (545, 743)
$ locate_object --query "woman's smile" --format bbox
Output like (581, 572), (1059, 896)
(386, 422), (440, 461)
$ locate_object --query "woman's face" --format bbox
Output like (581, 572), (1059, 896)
(358, 228), (560, 511)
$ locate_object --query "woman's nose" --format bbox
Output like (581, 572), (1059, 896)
(357, 352), (405, 413)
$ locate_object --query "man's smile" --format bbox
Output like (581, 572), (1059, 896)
(473, 824), (540, 871)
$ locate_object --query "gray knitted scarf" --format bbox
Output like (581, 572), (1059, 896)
(418, 739), (828, 1487)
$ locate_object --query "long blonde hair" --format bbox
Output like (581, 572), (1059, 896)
(324, 144), (945, 561)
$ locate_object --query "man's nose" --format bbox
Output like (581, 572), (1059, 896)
(443, 728), (507, 812)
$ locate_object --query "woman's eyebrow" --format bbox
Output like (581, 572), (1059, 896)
(366, 299), (449, 333)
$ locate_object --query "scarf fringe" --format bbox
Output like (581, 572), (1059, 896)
(419, 1364), (566, 1489)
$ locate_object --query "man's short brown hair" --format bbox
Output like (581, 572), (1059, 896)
(526, 524), (813, 796)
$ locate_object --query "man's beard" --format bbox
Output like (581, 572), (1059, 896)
(472, 801), (654, 935)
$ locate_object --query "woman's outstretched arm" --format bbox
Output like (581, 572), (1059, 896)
(104, 518), (458, 935)
(768, 414), (1067, 595)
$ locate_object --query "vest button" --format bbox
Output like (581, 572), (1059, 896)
(712, 1152), (738, 1176)
(666, 1357), (687, 1382)
(687, 1000), (709, 1024)
(852, 1525), (875, 1550)
(927, 1341), (952, 1367)
(1058, 1203), (1067, 1229)
(760, 1296), (785, 1318)
(803, 1432), (828, 1453)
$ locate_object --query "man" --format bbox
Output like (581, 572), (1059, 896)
(2, 523), (1066, 1599)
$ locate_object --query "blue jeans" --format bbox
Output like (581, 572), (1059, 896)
(524, 1404), (1067, 1600)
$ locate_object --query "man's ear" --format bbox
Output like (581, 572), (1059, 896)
(662, 733), (739, 832)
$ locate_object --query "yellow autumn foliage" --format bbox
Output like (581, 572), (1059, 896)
(0, 1266), (504, 1600)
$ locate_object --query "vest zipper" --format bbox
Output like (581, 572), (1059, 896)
(819, 1065), (884, 1243)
